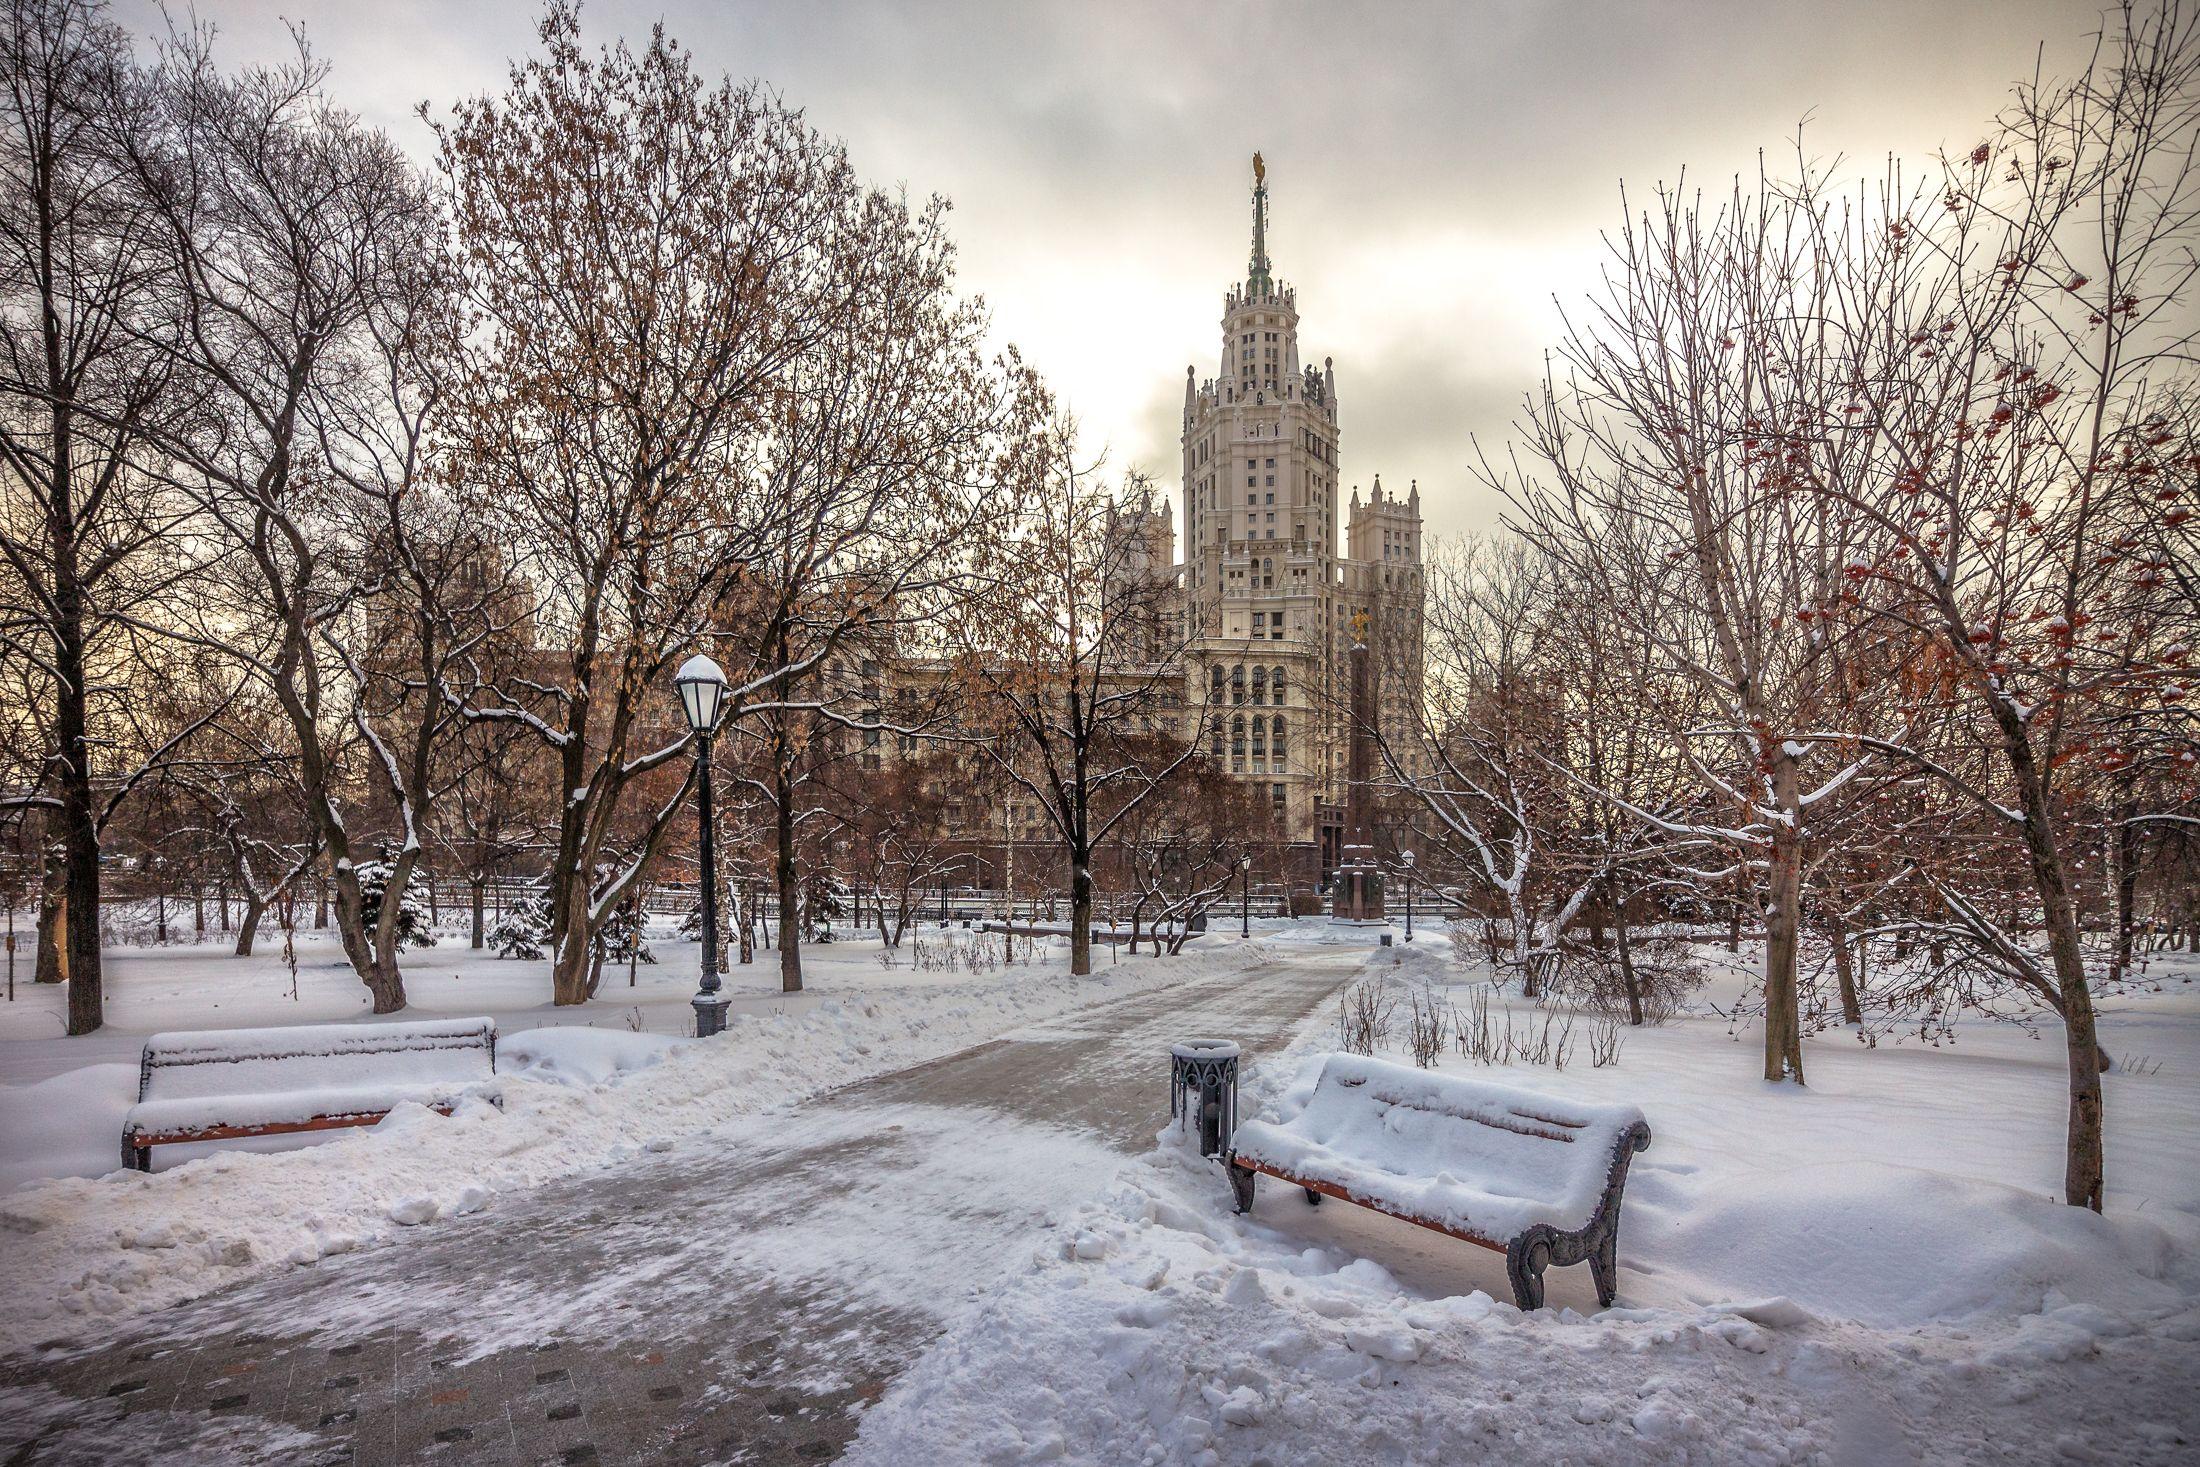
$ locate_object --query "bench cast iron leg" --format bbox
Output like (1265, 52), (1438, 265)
(1227, 1161), (1257, 1214)
(1303, 1186), (1322, 1206)
(1589, 1224), (1619, 1307)
(1505, 1231), (1551, 1311)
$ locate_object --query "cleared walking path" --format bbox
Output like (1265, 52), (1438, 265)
(6, 943), (1367, 1465)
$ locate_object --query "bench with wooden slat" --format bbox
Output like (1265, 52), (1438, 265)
(122, 1017), (500, 1172)
(1226, 1053), (1651, 1309)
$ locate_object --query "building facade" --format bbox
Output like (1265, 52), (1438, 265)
(801, 157), (1426, 895)
(1173, 156), (1424, 876)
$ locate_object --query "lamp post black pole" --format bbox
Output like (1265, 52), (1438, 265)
(1403, 854), (1415, 942)
(693, 733), (727, 1038)
(1240, 859), (1251, 939)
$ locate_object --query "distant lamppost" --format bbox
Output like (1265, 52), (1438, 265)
(676, 655), (730, 1038)
(1400, 849), (1416, 942)
(1239, 854), (1253, 939)
(152, 855), (168, 944)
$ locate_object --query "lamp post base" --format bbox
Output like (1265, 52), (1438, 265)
(693, 992), (731, 1038)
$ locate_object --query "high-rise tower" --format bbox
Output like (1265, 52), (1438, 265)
(1177, 155), (1420, 876)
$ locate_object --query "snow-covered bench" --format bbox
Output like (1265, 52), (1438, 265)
(1226, 1054), (1651, 1309)
(122, 1017), (500, 1172)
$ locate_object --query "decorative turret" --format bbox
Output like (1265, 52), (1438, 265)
(1347, 471), (1423, 566)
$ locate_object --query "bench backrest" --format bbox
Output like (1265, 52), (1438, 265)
(138, 1017), (497, 1103)
(1257, 1054), (1646, 1235)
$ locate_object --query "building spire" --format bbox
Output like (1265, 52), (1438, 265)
(1248, 151), (1271, 295)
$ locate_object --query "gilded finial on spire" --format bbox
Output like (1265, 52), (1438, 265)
(1247, 152), (1271, 294)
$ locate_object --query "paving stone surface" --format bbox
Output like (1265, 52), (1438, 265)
(4, 944), (1366, 1465)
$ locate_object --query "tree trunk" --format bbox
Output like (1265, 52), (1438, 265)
(333, 867), (409, 1014)
(1994, 712), (2104, 1211)
(1826, 911), (1863, 1026)
(59, 730), (102, 1033)
(234, 891), (265, 958)
(1510, 894), (1540, 998)
(550, 878), (594, 1006)
(2108, 797), (2139, 984)
(776, 752), (802, 993)
(48, 399), (106, 1035)
(1611, 881), (1645, 1027)
(1069, 846), (1093, 977)
(34, 846), (64, 984)
(471, 877), (485, 950)
(1761, 754), (1805, 1084)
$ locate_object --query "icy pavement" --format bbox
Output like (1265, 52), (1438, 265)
(2, 947), (1367, 1465)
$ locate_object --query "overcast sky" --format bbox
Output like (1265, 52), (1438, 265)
(118, 0), (2110, 538)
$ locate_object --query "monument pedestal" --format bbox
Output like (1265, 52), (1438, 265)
(1329, 842), (1385, 924)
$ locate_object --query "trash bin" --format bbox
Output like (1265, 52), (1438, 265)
(1170, 1039), (1241, 1157)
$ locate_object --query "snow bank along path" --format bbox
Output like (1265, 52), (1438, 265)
(0, 941), (1273, 1356)
(847, 950), (2200, 1466)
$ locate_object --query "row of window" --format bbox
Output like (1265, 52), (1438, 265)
(1210, 663), (1288, 705)
(1213, 713), (1289, 772)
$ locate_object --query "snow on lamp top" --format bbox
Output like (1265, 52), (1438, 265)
(675, 653), (728, 733)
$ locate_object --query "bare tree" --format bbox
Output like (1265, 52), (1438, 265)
(117, 24), (468, 1012)
(1113, 751), (1268, 955)
(0, 0), (207, 1031)
(433, 6), (1029, 1004)
(948, 458), (1205, 974)
(1500, 170), (1885, 1084)
(1793, 1), (2200, 1208)
(431, 10), (847, 1005)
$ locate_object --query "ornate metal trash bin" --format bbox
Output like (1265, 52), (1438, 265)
(1170, 1039), (1242, 1157)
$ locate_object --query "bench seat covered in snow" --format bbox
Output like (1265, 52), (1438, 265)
(1226, 1053), (1651, 1309)
(122, 1017), (500, 1171)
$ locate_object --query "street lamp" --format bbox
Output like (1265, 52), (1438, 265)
(1239, 854), (1253, 939)
(676, 654), (730, 1038)
(1401, 849), (1416, 942)
(152, 855), (168, 944)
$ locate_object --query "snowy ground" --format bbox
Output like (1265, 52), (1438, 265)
(4, 923), (2196, 1464)
(0, 921), (1265, 1353)
(848, 940), (2200, 1466)
(2, 935), (1363, 1465)
(0, 917), (1163, 1186)
(0, 916), (1094, 1081)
